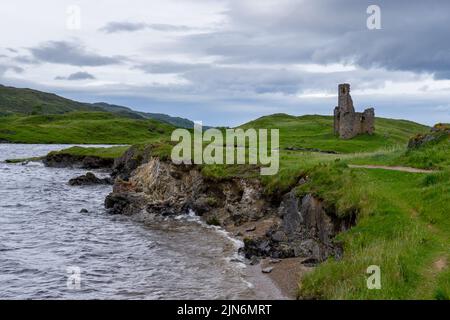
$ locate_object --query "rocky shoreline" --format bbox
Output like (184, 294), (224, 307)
(107, 147), (354, 262)
(43, 146), (355, 298)
(43, 152), (115, 169)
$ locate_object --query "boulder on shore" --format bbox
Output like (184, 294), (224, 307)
(69, 172), (113, 186)
(44, 153), (114, 169)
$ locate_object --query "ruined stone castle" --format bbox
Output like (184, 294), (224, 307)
(333, 83), (375, 139)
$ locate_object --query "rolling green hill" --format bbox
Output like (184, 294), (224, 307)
(0, 84), (195, 128)
(0, 84), (103, 115)
(2, 96), (447, 299)
(0, 111), (174, 144)
(240, 113), (429, 153)
(92, 102), (196, 128)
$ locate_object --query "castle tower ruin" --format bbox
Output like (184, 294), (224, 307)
(333, 84), (374, 139)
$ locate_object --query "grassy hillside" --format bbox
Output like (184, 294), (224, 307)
(47, 146), (130, 159)
(0, 84), (102, 115)
(93, 102), (196, 128)
(240, 113), (429, 153)
(198, 120), (449, 299)
(297, 131), (449, 299)
(64, 118), (446, 300)
(0, 111), (174, 144)
(3, 106), (446, 300)
(0, 84), (195, 128)
(194, 114), (430, 193)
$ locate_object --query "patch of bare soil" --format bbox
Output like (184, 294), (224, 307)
(433, 257), (448, 272)
(259, 257), (314, 299)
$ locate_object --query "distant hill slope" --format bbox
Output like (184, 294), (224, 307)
(240, 113), (429, 153)
(0, 84), (195, 128)
(0, 84), (104, 115)
(0, 111), (175, 144)
(93, 102), (195, 128)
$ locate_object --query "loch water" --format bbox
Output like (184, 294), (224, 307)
(0, 144), (263, 299)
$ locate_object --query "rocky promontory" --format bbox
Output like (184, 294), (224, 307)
(69, 172), (113, 186)
(104, 147), (355, 265)
(43, 152), (114, 169)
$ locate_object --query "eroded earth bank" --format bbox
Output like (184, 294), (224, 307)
(92, 146), (356, 298)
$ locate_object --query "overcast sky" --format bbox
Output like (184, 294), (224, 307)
(1, 0), (449, 126)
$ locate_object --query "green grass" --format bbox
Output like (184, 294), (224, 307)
(2, 109), (446, 299)
(5, 156), (44, 163)
(297, 164), (449, 299)
(292, 128), (449, 299)
(144, 120), (447, 299)
(190, 114), (430, 194)
(240, 114), (429, 153)
(152, 114), (446, 300)
(47, 146), (130, 159)
(0, 84), (101, 115)
(349, 131), (450, 170)
(0, 111), (174, 144)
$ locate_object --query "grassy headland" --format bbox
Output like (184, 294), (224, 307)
(0, 111), (174, 144)
(46, 146), (130, 159)
(3, 107), (447, 300)
(127, 115), (448, 299)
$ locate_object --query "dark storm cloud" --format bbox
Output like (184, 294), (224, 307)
(30, 41), (123, 66)
(178, 0), (450, 78)
(55, 71), (96, 81)
(99, 21), (192, 34)
(133, 60), (415, 97)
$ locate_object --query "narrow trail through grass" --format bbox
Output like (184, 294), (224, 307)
(348, 164), (436, 173)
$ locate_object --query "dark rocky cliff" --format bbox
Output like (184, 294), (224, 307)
(104, 149), (355, 265)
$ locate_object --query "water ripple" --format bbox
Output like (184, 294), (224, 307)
(0, 144), (256, 300)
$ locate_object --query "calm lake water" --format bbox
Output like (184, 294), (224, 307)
(0, 144), (261, 299)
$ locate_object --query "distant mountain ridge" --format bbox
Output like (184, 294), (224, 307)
(0, 84), (195, 128)
(92, 102), (196, 128)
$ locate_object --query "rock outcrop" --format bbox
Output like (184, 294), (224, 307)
(408, 123), (450, 149)
(69, 172), (113, 186)
(334, 84), (375, 139)
(43, 153), (114, 169)
(105, 152), (355, 265)
(244, 191), (355, 262)
(111, 145), (153, 180)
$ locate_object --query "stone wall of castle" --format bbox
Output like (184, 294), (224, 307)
(333, 84), (375, 139)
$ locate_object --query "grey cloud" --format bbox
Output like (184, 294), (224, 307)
(0, 64), (24, 75)
(30, 41), (123, 66)
(135, 60), (414, 97)
(11, 66), (24, 73)
(433, 71), (450, 80)
(136, 62), (209, 74)
(177, 0), (450, 78)
(55, 71), (96, 81)
(147, 24), (191, 32)
(100, 22), (148, 33)
(14, 55), (40, 65)
(100, 21), (192, 34)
